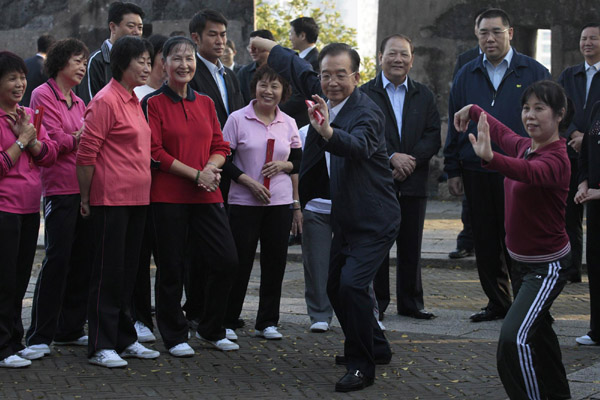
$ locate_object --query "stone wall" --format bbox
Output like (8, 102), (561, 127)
(377, 0), (600, 197)
(0, 0), (254, 64)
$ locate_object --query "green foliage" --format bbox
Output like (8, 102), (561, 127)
(255, 0), (376, 80)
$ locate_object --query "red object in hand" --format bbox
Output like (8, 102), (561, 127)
(33, 106), (44, 132)
(305, 100), (325, 125)
(263, 138), (275, 190)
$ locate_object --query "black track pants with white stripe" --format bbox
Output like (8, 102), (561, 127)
(497, 253), (571, 400)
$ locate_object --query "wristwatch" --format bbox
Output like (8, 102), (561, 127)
(15, 140), (25, 151)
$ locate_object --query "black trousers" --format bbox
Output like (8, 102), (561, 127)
(456, 194), (474, 251)
(374, 195), (427, 315)
(586, 200), (600, 342)
(564, 157), (584, 280)
(151, 203), (236, 348)
(87, 206), (146, 358)
(0, 211), (39, 360)
(462, 169), (512, 313)
(26, 195), (91, 346)
(497, 254), (571, 400)
(132, 211), (155, 330)
(225, 205), (292, 330)
(328, 224), (397, 379)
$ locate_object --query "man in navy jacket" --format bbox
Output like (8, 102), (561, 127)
(558, 22), (600, 284)
(444, 8), (550, 322)
(361, 34), (440, 320)
(251, 37), (400, 393)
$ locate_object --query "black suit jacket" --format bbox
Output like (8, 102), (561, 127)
(189, 55), (244, 128)
(269, 45), (401, 245)
(21, 55), (47, 107)
(360, 73), (441, 197)
(558, 62), (600, 159)
(280, 47), (320, 128)
(452, 46), (480, 79)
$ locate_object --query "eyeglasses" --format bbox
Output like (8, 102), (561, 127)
(318, 71), (357, 83)
(477, 28), (509, 38)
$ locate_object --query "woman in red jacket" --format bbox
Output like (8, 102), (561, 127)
(454, 80), (572, 400)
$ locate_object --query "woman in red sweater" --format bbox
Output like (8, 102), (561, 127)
(454, 80), (572, 400)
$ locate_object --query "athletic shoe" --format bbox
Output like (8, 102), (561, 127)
(310, 322), (329, 333)
(88, 350), (127, 368)
(0, 354), (31, 368)
(120, 341), (160, 359)
(17, 347), (45, 360)
(195, 332), (239, 351)
(169, 342), (194, 357)
(134, 321), (156, 343)
(576, 335), (599, 346)
(25, 343), (51, 355)
(226, 329), (238, 341)
(54, 335), (88, 346)
(255, 326), (283, 340)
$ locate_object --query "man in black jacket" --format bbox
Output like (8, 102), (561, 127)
(21, 34), (55, 107)
(76, 2), (144, 104)
(361, 34), (441, 320)
(558, 22), (600, 285)
(252, 36), (400, 392)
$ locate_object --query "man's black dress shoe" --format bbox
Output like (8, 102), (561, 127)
(335, 370), (374, 392)
(398, 309), (436, 320)
(448, 248), (474, 259)
(470, 307), (506, 322)
(335, 354), (391, 366)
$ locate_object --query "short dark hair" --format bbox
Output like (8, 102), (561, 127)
(249, 29), (274, 41)
(189, 9), (227, 36)
(226, 39), (237, 52)
(147, 34), (168, 66)
(169, 30), (187, 37)
(250, 64), (292, 103)
(110, 36), (153, 82)
(290, 17), (319, 44)
(162, 36), (197, 59)
(0, 51), (27, 81)
(473, 8), (491, 26)
(477, 8), (511, 28)
(582, 22), (600, 32)
(379, 34), (414, 55)
(108, 1), (144, 26)
(37, 34), (56, 53)
(45, 38), (90, 79)
(521, 80), (572, 132)
(318, 43), (360, 73)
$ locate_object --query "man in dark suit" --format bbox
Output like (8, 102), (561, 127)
(185, 9), (244, 334)
(280, 17), (320, 128)
(237, 29), (275, 104)
(559, 23), (600, 286)
(252, 36), (400, 392)
(21, 34), (55, 107)
(188, 9), (244, 129)
(361, 34), (440, 320)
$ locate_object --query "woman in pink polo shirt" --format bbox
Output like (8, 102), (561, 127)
(222, 65), (302, 340)
(23, 38), (92, 359)
(76, 36), (159, 368)
(0, 52), (57, 368)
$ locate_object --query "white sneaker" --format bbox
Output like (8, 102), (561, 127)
(378, 321), (387, 331)
(169, 342), (195, 357)
(26, 343), (51, 355)
(256, 326), (283, 340)
(0, 354), (31, 368)
(120, 341), (160, 359)
(226, 329), (238, 341)
(134, 321), (156, 343)
(88, 349), (128, 368)
(195, 332), (239, 351)
(310, 322), (329, 333)
(54, 335), (88, 346)
(17, 347), (45, 360)
(576, 335), (598, 346)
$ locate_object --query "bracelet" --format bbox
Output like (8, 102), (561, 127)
(293, 200), (300, 204)
(27, 138), (38, 148)
(195, 169), (201, 184)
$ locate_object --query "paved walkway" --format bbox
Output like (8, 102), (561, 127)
(9, 200), (598, 399)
